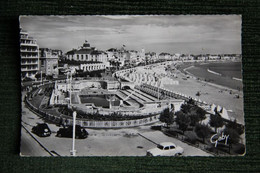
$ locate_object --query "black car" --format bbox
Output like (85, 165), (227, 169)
(31, 123), (51, 137)
(56, 125), (88, 139)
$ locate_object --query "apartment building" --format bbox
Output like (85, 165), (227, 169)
(39, 48), (59, 76)
(20, 29), (39, 78)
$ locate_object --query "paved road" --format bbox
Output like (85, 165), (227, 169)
(20, 128), (51, 156)
(20, 92), (212, 157)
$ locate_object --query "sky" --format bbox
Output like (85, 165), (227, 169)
(20, 15), (241, 54)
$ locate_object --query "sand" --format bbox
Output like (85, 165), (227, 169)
(163, 65), (244, 124)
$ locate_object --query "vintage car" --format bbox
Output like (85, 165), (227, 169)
(146, 142), (184, 156)
(31, 123), (51, 137)
(56, 125), (88, 139)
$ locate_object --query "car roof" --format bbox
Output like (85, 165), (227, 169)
(159, 142), (176, 147)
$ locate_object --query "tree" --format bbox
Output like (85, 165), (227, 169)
(196, 107), (206, 122)
(224, 127), (241, 153)
(187, 98), (195, 105)
(189, 113), (200, 126)
(159, 108), (174, 128)
(209, 113), (224, 133)
(226, 119), (244, 135)
(175, 111), (191, 134)
(180, 103), (193, 114)
(195, 124), (211, 143)
(188, 106), (206, 126)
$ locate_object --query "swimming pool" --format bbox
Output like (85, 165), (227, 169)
(79, 95), (120, 108)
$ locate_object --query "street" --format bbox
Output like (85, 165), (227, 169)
(20, 94), (212, 157)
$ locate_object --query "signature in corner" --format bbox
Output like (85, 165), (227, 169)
(210, 133), (229, 147)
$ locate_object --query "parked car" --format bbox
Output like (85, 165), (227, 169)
(146, 142), (184, 156)
(56, 125), (88, 139)
(31, 123), (51, 137)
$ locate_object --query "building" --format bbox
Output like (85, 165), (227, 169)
(106, 47), (130, 67)
(145, 52), (158, 62)
(65, 40), (109, 72)
(20, 29), (39, 79)
(159, 52), (171, 60)
(52, 49), (63, 56)
(66, 40), (108, 63)
(39, 48), (59, 76)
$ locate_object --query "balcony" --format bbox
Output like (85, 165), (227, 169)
(20, 35), (35, 40)
(21, 61), (38, 65)
(20, 41), (38, 46)
(21, 55), (39, 59)
(20, 49), (38, 53)
(20, 35), (28, 39)
(21, 67), (38, 71)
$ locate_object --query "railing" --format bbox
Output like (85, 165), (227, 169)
(135, 83), (209, 108)
(24, 95), (160, 128)
(21, 49), (38, 52)
(20, 40), (37, 45)
(135, 83), (234, 121)
(21, 67), (38, 71)
(20, 35), (34, 40)
(21, 62), (38, 65)
(21, 55), (38, 59)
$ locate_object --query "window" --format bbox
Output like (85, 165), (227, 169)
(157, 145), (164, 150)
(170, 145), (175, 149)
(164, 146), (170, 150)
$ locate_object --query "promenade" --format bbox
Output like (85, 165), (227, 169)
(117, 61), (244, 125)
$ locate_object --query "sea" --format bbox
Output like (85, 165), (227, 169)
(185, 61), (243, 90)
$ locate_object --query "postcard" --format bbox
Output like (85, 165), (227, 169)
(20, 15), (245, 156)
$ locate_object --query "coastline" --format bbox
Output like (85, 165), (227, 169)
(166, 61), (244, 124)
(180, 61), (243, 91)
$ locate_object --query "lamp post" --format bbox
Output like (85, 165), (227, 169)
(157, 86), (160, 100)
(157, 80), (161, 101)
(70, 111), (77, 156)
(69, 72), (72, 105)
(40, 71), (42, 85)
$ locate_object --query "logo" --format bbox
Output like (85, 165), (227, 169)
(210, 133), (229, 147)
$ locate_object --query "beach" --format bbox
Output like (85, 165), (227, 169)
(183, 61), (243, 90)
(165, 61), (244, 125)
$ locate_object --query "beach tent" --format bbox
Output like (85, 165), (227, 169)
(211, 104), (216, 112)
(220, 107), (230, 120)
(217, 105), (222, 112)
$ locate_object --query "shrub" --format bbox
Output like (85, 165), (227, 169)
(159, 108), (174, 127)
(185, 131), (198, 144)
(165, 129), (179, 137)
(209, 113), (223, 133)
(151, 125), (162, 130)
(175, 111), (190, 134)
(195, 124), (211, 143)
(226, 119), (244, 135)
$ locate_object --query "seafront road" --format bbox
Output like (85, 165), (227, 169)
(20, 92), (212, 157)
